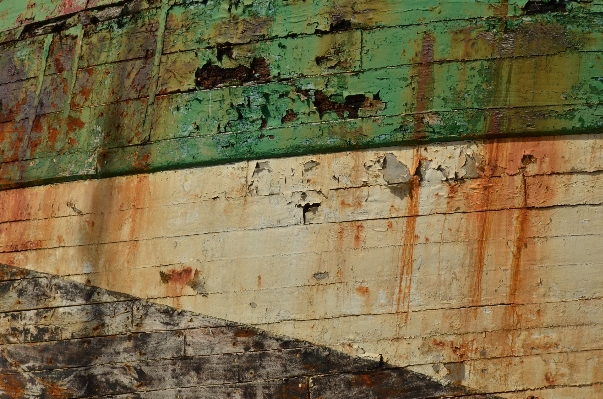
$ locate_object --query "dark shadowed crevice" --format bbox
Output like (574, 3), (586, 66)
(522, 0), (567, 14)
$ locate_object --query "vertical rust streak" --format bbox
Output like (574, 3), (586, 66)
(468, 141), (500, 309)
(469, 211), (490, 308)
(414, 32), (435, 139)
(504, 174), (529, 360)
(395, 150), (422, 324)
(507, 208), (529, 324)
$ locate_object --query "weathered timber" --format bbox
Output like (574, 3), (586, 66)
(0, 264), (494, 398)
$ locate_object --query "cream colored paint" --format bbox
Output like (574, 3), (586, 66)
(2, 135), (603, 396)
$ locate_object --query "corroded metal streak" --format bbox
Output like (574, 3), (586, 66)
(2, 0), (603, 188)
(0, 264), (490, 398)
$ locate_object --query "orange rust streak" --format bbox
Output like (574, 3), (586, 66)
(353, 222), (365, 248)
(414, 32), (435, 138)
(466, 141), (501, 308)
(504, 195), (530, 348)
(469, 211), (490, 307)
(395, 176), (420, 320)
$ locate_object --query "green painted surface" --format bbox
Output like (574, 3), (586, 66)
(2, 0), (603, 188)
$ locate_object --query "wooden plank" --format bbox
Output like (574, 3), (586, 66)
(0, 301), (134, 344)
(0, 275), (129, 312)
(0, 331), (184, 372)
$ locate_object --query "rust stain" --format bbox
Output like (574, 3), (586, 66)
(57, 0), (85, 15)
(7, 240), (43, 252)
(462, 141), (503, 309)
(44, 382), (70, 399)
(83, 174), (151, 294)
(353, 222), (365, 248)
(350, 372), (389, 387)
(430, 338), (474, 361)
(394, 150), (422, 323)
(356, 285), (369, 295)
(413, 32), (435, 139)
(468, 210), (490, 308)
(0, 374), (24, 398)
(234, 328), (257, 338)
(132, 149), (152, 171)
(340, 198), (362, 209)
(160, 267), (194, 286)
(506, 208), (529, 325)
(1, 187), (31, 223)
(160, 266), (195, 301)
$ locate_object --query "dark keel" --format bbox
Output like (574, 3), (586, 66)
(0, 264), (497, 398)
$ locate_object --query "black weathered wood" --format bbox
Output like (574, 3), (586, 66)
(0, 264), (502, 399)
(184, 326), (312, 356)
(1, 331), (184, 372)
(0, 276), (128, 313)
(132, 301), (228, 332)
(309, 369), (490, 399)
(27, 348), (375, 396)
(0, 301), (134, 344)
(0, 264), (43, 282)
(90, 378), (309, 399)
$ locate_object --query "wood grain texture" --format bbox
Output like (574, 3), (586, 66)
(0, 264), (487, 398)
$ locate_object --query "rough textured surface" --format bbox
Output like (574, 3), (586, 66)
(2, 134), (603, 397)
(0, 264), (488, 398)
(3, 0), (603, 398)
(2, 0), (603, 187)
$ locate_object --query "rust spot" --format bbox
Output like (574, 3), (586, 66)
(234, 328), (257, 338)
(0, 374), (24, 398)
(544, 371), (556, 385)
(195, 57), (270, 89)
(356, 286), (369, 295)
(160, 267), (194, 285)
(66, 115), (85, 135)
(257, 275), (261, 289)
(281, 109), (298, 123)
(132, 148), (151, 171)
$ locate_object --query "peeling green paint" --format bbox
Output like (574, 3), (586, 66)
(2, 0), (603, 188)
